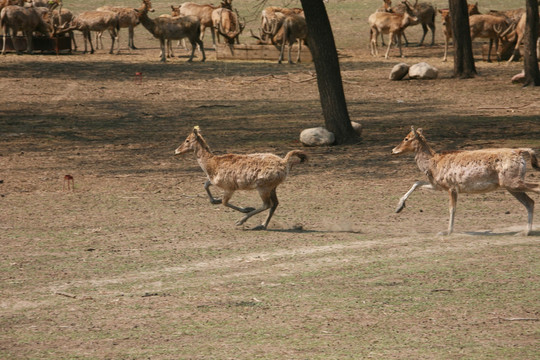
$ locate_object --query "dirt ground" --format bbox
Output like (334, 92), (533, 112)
(1, 32), (539, 359)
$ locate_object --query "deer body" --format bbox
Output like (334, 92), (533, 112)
(1, 5), (51, 54)
(392, 127), (540, 235)
(369, 2), (417, 59)
(175, 127), (307, 230)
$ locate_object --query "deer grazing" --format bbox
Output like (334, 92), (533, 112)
(211, 7), (243, 45)
(469, 14), (511, 62)
(62, 10), (120, 54)
(369, 1), (417, 59)
(174, 127), (308, 230)
(498, 12), (540, 62)
(1, 4), (52, 54)
(392, 127), (540, 236)
(135, 0), (205, 62)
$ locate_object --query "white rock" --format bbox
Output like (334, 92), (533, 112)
(351, 121), (363, 136)
(409, 62), (438, 80)
(389, 63), (410, 80)
(300, 127), (335, 146)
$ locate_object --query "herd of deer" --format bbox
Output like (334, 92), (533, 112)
(369, 0), (540, 62)
(1, 0), (538, 63)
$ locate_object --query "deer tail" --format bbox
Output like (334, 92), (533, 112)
(284, 150), (308, 168)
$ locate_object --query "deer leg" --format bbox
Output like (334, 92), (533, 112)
(429, 23), (435, 46)
(2, 27), (8, 55)
(221, 190), (256, 214)
(402, 31), (409, 47)
(418, 24), (428, 46)
(26, 31), (33, 54)
(160, 38), (166, 62)
(443, 35), (448, 62)
(258, 188), (279, 230)
(396, 181), (435, 213)
(129, 26), (136, 49)
(385, 32), (393, 59)
(278, 40), (286, 63)
(508, 191), (534, 236)
(204, 180), (222, 205)
(439, 190), (457, 236)
(296, 39), (302, 63)
(487, 38), (493, 62)
(235, 189), (273, 228)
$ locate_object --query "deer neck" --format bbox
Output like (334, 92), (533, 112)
(138, 9), (157, 36)
(193, 142), (214, 177)
(414, 139), (436, 175)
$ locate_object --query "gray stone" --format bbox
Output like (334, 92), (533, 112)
(389, 63), (410, 80)
(300, 127), (335, 146)
(409, 62), (438, 80)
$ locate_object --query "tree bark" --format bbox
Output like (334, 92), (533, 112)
(300, 0), (357, 144)
(449, 0), (476, 78)
(523, 0), (540, 86)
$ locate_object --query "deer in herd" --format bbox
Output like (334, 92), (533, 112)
(439, 3), (483, 61)
(174, 127), (308, 230)
(95, 4), (144, 50)
(497, 12), (540, 63)
(277, 14), (307, 64)
(135, 0), (205, 62)
(369, 1), (417, 59)
(1, 4), (52, 54)
(392, 127), (540, 236)
(60, 9), (120, 54)
(212, 7), (243, 45)
(381, 0), (436, 47)
(469, 14), (511, 62)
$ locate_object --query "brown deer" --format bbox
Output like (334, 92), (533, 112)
(385, 0), (436, 47)
(368, 1), (417, 59)
(277, 14), (307, 64)
(1, 5), (52, 54)
(174, 127), (308, 230)
(469, 14), (511, 62)
(212, 7), (243, 44)
(439, 4), (482, 61)
(135, 0), (205, 62)
(95, 4), (145, 50)
(392, 127), (540, 236)
(178, 2), (219, 48)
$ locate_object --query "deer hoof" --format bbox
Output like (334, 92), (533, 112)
(251, 225), (267, 231)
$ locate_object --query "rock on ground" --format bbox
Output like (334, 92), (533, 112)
(389, 63), (410, 81)
(409, 62), (438, 80)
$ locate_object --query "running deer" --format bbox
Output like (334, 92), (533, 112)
(174, 127), (308, 230)
(392, 127), (540, 236)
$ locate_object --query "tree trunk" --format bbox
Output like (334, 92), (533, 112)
(449, 0), (476, 78)
(523, 0), (540, 86)
(300, 0), (357, 144)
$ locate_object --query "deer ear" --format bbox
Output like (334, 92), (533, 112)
(193, 126), (201, 135)
(416, 128), (423, 136)
(411, 126), (419, 138)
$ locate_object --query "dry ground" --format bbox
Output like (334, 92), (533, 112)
(1, 1), (539, 358)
